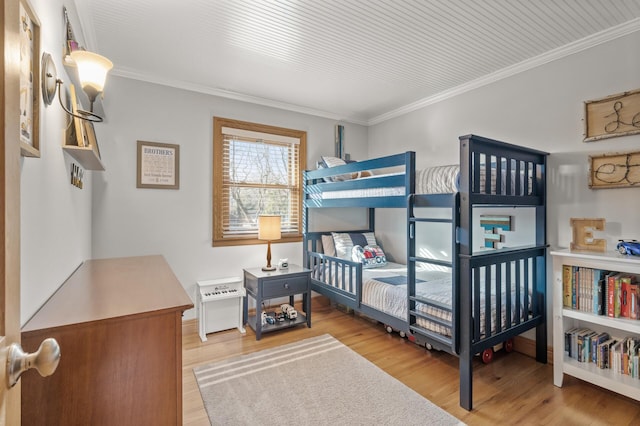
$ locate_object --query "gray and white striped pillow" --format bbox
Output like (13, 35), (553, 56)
(332, 232), (378, 260)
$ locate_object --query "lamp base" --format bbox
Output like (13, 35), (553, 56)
(261, 266), (276, 272)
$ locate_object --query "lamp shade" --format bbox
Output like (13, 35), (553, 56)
(70, 50), (113, 97)
(258, 215), (281, 241)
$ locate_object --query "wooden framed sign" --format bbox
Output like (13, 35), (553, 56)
(19, 0), (41, 157)
(589, 150), (640, 189)
(584, 88), (640, 142)
(137, 141), (180, 189)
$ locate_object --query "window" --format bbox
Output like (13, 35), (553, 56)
(213, 117), (306, 247)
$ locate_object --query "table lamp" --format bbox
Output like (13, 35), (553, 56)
(258, 215), (281, 271)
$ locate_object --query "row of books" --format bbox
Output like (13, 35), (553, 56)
(562, 265), (639, 319)
(565, 327), (640, 378)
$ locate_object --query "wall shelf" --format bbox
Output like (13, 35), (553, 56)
(62, 145), (104, 170)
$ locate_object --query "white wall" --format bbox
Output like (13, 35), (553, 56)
(90, 76), (368, 319)
(367, 31), (640, 344)
(20, 0), (94, 325)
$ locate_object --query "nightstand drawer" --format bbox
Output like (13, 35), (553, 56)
(261, 276), (308, 298)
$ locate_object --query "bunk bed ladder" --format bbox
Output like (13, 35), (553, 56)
(407, 192), (460, 353)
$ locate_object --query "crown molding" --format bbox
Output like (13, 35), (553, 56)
(367, 18), (640, 126)
(110, 68), (369, 126)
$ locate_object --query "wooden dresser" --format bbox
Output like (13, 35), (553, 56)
(21, 255), (193, 426)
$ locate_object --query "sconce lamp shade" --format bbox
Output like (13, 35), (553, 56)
(258, 215), (281, 241)
(258, 215), (281, 271)
(70, 50), (113, 105)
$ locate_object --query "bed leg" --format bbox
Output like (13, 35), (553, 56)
(536, 322), (548, 363)
(459, 353), (473, 411)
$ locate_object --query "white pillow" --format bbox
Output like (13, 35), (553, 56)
(321, 234), (336, 257)
(321, 156), (360, 182)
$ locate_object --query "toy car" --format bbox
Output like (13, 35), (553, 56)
(617, 240), (640, 256)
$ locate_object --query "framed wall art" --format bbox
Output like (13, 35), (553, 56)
(19, 0), (41, 157)
(588, 150), (640, 189)
(584, 88), (640, 142)
(137, 141), (180, 189)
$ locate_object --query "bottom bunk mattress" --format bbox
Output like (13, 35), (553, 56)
(313, 262), (529, 338)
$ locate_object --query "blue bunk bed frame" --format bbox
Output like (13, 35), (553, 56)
(303, 134), (548, 411)
(303, 151), (415, 334)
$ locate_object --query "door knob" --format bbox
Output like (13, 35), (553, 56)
(7, 338), (61, 387)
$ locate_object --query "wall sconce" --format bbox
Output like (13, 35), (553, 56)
(41, 50), (113, 122)
(258, 215), (281, 271)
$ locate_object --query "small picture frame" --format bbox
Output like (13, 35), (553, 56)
(19, 0), (41, 157)
(83, 120), (101, 159)
(137, 141), (180, 189)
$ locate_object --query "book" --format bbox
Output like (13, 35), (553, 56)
(614, 275), (623, 318)
(592, 269), (605, 315)
(592, 332), (610, 364)
(562, 265), (572, 308)
(571, 266), (579, 309)
(580, 330), (596, 362)
(620, 275), (633, 318)
(631, 281), (639, 320)
(607, 273), (623, 318)
(598, 338), (617, 369)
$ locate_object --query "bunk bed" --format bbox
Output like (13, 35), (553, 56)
(302, 134), (548, 411)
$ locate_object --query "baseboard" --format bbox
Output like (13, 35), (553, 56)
(513, 335), (554, 364)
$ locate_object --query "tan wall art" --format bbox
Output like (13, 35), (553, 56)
(589, 150), (640, 189)
(584, 88), (640, 142)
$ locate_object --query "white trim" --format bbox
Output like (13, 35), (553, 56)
(368, 19), (640, 125)
(111, 67), (369, 126)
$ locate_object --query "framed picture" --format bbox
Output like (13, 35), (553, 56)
(19, 0), (41, 157)
(584, 88), (640, 142)
(136, 141), (180, 189)
(588, 150), (640, 189)
(83, 120), (101, 159)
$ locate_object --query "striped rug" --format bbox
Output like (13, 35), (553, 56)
(194, 334), (465, 425)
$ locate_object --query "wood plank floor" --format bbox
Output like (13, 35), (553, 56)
(182, 298), (640, 426)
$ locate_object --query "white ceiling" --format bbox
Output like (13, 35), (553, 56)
(74, 0), (640, 125)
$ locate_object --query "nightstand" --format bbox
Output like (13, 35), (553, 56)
(243, 265), (311, 340)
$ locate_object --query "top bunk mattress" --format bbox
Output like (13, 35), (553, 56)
(310, 164), (531, 199)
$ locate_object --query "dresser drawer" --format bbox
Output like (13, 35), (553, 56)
(262, 276), (308, 298)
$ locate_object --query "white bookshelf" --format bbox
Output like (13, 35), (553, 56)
(551, 249), (640, 402)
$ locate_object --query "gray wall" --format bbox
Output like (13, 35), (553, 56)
(367, 30), (640, 343)
(89, 77), (368, 320)
(21, 0), (93, 325)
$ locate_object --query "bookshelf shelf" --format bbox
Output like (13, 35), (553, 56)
(551, 248), (640, 402)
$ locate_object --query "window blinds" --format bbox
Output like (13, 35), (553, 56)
(220, 129), (301, 239)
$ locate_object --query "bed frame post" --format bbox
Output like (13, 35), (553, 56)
(458, 136), (474, 411)
(536, 155), (548, 364)
(303, 170), (310, 269)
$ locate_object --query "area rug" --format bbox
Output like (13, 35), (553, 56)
(194, 334), (465, 425)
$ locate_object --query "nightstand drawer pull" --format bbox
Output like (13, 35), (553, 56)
(284, 283), (289, 288)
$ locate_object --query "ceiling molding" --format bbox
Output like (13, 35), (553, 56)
(368, 18), (640, 126)
(110, 67), (369, 126)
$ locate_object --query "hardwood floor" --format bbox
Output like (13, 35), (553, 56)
(182, 297), (640, 426)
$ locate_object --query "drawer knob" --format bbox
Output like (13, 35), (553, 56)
(284, 283), (289, 288)
(7, 338), (61, 388)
